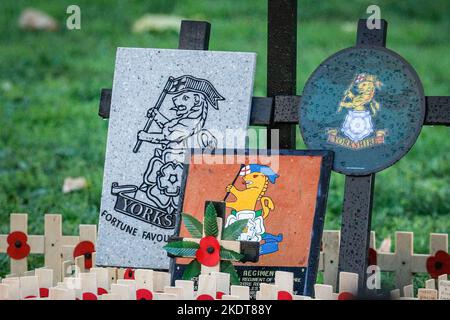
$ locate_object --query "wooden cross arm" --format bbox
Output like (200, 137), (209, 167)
(237, 240), (260, 263)
(99, 90), (450, 127)
(219, 239), (260, 263)
(424, 96), (450, 126)
(166, 236), (259, 263)
(260, 95), (450, 126)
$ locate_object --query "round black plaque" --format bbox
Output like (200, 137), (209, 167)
(299, 46), (425, 175)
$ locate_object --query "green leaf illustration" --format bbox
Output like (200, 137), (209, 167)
(182, 213), (203, 238)
(220, 246), (244, 261)
(163, 241), (199, 258)
(204, 202), (218, 237)
(222, 219), (249, 240)
(220, 260), (240, 285)
(182, 259), (201, 280)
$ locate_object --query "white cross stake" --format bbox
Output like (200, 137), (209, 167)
(19, 276), (39, 299)
(438, 280), (450, 300)
(175, 280), (194, 300)
(275, 271), (294, 296)
(0, 284), (10, 300)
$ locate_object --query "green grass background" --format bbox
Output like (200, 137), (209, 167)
(0, 0), (449, 288)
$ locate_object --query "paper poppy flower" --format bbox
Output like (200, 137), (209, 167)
(426, 250), (450, 278)
(7, 231), (31, 260)
(39, 288), (49, 298)
(338, 292), (355, 300)
(196, 236), (220, 267)
(197, 294), (215, 300)
(82, 292), (98, 300)
(73, 241), (95, 269)
(277, 291), (293, 300)
(136, 289), (153, 300)
(216, 292), (225, 299)
(124, 268), (135, 279)
(368, 248), (377, 266)
(97, 287), (108, 296)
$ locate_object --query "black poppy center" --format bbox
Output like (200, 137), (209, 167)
(207, 246), (215, 254)
(14, 240), (22, 248)
(84, 253), (92, 260)
(128, 270), (134, 277)
(435, 261), (443, 270)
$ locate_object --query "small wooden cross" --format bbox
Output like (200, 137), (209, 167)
(164, 201), (259, 282)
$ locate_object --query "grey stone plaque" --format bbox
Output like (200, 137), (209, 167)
(96, 48), (256, 269)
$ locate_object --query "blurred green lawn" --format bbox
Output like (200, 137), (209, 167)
(0, 0), (449, 288)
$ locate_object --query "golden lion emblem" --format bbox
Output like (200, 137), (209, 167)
(338, 73), (383, 116)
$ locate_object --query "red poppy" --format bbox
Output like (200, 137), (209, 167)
(277, 291), (293, 300)
(196, 236), (220, 267)
(24, 295), (37, 299)
(368, 248), (377, 266)
(6, 231), (31, 260)
(338, 292), (355, 300)
(197, 294), (215, 300)
(426, 250), (450, 278)
(73, 241), (95, 269)
(97, 287), (108, 296)
(124, 268), (135, 279)
(136, 289), (153, 300)
(216, 291), (225, 299)
(39, 288), (49, 298)
(82, 292), (98, 300)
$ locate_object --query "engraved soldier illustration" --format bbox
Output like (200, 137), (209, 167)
(110, 75), (225, 229)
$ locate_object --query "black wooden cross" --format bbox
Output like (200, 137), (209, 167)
(97, 0), (450, 295)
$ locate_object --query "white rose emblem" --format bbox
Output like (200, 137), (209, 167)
(225, 210), (265, 242)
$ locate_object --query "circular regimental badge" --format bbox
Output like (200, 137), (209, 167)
(299, 46), (425, 175)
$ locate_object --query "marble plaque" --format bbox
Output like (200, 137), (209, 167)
(96, 48), (256, 269)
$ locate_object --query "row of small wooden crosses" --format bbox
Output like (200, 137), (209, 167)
(0, 268), (448, 300)
(391, 274), (449, 300)
(314, 272), (449, 300)
(0, 268), (271, 300)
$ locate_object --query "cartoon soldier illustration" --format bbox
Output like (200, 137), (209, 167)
(110, 75), (225, 228)
(224, 164), (283, 256)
